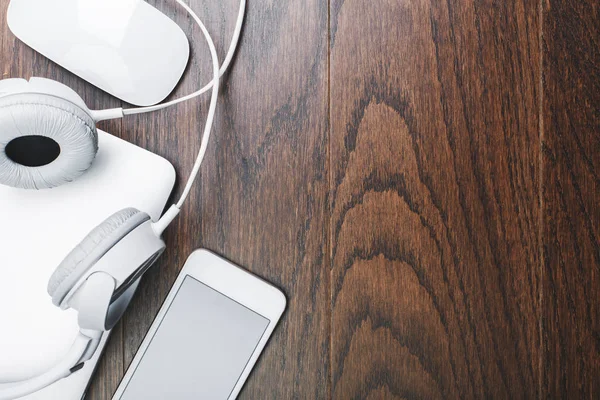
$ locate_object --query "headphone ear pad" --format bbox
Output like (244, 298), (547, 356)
(48, 208), (151, 307)
(0, 93), (98, 189)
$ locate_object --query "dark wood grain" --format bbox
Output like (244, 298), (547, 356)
(3, 0), (600, 398)
(330, 0), (541, 398)
(542, 0), (600, 397)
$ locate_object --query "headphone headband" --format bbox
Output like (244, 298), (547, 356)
(0, 331), (101, 400)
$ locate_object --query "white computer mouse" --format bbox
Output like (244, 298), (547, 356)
(7, 0), (190, 106)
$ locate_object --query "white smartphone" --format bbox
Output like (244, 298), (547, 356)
(111, 249), (286, 400)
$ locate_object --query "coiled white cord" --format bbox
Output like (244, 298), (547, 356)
(168, 0), (221, 210)
(131, 0), (246, 231)
(120, 0), (246, 233)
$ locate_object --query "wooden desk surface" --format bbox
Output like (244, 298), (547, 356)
(1, 0), (598, 398)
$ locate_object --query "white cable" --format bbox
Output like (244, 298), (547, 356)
(169, 0), (220, 211)
(121, 0), (246, 116)
(99, 0), (246, 228)
(98, 0), (244, 230)
(148, 0), (224, 233)
(0, 333), (95, 400)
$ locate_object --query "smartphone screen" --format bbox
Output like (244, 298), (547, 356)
(113, 275), (270, 399)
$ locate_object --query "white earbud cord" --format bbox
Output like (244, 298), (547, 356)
(151, 0), (225, 235)
(171, 0), (220, 208)
(116, 0), (244, 234)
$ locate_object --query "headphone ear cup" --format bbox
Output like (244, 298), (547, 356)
(47, 208), (151, 307)
(0, 92), (98, 189)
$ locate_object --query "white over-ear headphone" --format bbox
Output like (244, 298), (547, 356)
(0, 0), (245, 398)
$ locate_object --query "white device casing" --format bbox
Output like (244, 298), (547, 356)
(7, 0), (190, 106)
(111, 249), (286, 400)
(0, 143), (171, 400)
(183, 250), (287, 321)
(0, 130), (175, 396)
